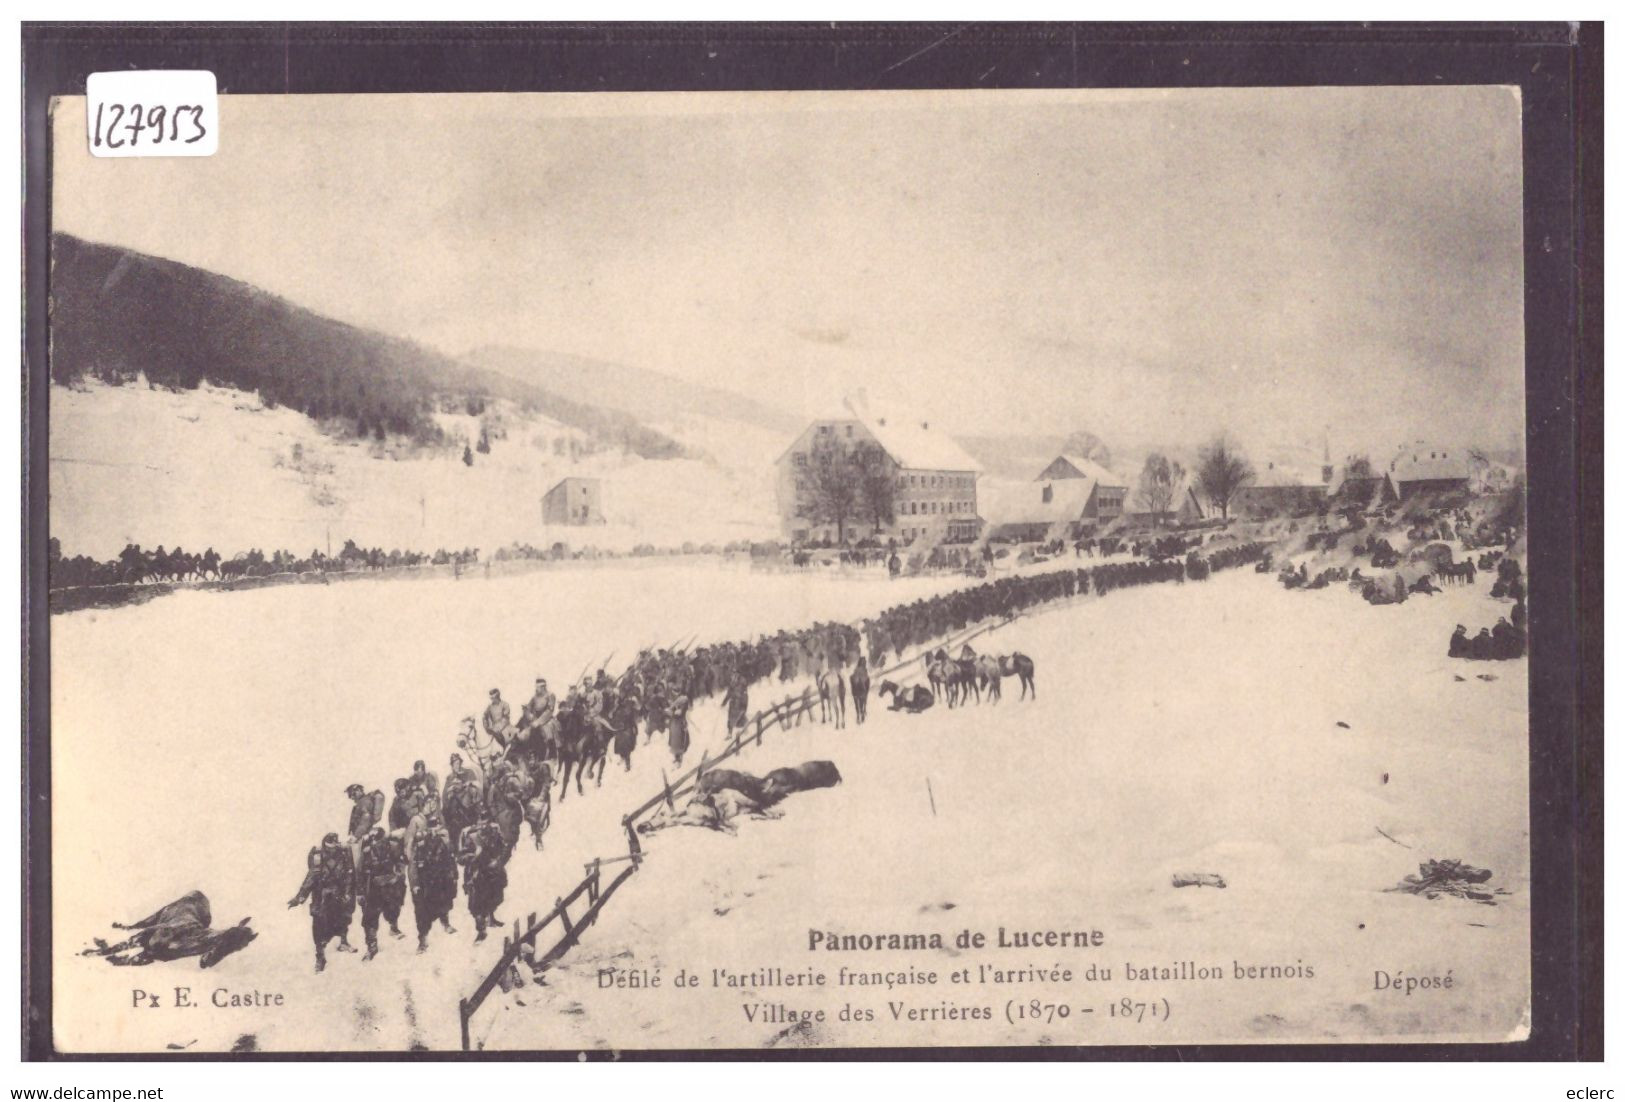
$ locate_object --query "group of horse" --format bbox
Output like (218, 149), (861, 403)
(924, 647), (1036, 708)
(48, 539), (480, 589)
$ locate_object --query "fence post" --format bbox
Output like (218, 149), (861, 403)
(755, 712), (764, 746)
(624, 816), (643, 867)
(660, 770), (675, 810)
(459, 998), (471, 1052)
(556, 897), (573, 938)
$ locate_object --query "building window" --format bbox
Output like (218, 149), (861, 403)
(794, 453), (807, 467)
(845, 425), (853, 437)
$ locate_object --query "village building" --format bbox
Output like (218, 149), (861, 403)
(1389, 445), (1472, 498)
(1231, 460), (1330, 519)
(541, 476), (605, 526)
(1468, 454), (1520, 494)
(1328, 472), (1400, 513)
(987, 455), (1136, 541)
(1032, 455), (1129, 525)
(775, 410), (982, 546)
(1123, 467), (1209, 528)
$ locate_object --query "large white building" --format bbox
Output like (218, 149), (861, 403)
(775, 409), (983, 546)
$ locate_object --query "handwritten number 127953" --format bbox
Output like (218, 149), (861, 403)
(92, 103), (208, 149)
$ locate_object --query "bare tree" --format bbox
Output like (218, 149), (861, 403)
(1196, 435), (1254, 521)
(852, 442), (898, 536)
(807, 438), (861, 544)
(1136, 453), (1184, 528)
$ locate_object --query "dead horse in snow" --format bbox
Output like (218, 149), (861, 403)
(878, 680), (935, 713)
(761, 761), (843, 805)
(699, 762), (841, 808)
(82, 891), (256, 968)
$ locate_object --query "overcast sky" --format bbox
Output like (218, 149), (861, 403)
(53, 87), (1525, 460)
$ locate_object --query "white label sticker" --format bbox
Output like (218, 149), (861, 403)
(86, 70), (218, 157)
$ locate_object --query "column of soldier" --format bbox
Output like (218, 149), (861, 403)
(286, 540), (1270, 974)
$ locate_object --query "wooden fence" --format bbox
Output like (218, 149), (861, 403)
(457, 852), (640, 1051)
(454, 613), (1014, 1049)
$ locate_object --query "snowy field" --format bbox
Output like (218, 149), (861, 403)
(50, 558), (973, 1052)
(50, 558), (1528, 1052)
(482, 570), (1529, 1050)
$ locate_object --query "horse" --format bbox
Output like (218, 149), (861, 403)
(927, 657), (958, 707)
(973, 655), (1003, 703)
(519, 762), (552, 850)
(555, 704), (593, 803)
(878, 679), (934, 714)
(81, 891), (256, 968)
(953, 658), (982, 704)
(486, 767), (528, 855)
(999, 653), (1036, 700)
(817, 667), (846, 729)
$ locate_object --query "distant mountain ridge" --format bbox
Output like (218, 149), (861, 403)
(48, 233), (686, 459)
(466, 345), (803, 436)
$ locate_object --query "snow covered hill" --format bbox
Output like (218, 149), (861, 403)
(49, 379), (777, 560)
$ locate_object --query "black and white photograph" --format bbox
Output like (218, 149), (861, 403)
(23, 24), (1597, 1065)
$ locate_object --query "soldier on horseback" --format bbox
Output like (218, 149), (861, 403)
(442, 754), (485, 852)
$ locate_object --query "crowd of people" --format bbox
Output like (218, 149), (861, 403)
(286, 537), (1272, 975)
(1449, 557), (1528, 660)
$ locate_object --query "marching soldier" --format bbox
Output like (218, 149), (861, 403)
(388, 777), (422, 831)
(407, 759), (438, 803)
(408, 813), (458, 954)
(357, 827), (408, 960)
(458, 814), (509, 943)
(287, 833), (358, 973)
(667, 686), (691, 767)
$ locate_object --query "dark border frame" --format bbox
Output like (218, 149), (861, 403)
(20, 20), (1602, 1063)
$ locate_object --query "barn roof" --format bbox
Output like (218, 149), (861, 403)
(864, 416), (982, 473)
(776, 413), (982, 473)
(1048, 454), (1128, 487)
(983, 478), (1095, 527)
(1248, 460), (1327, 489)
